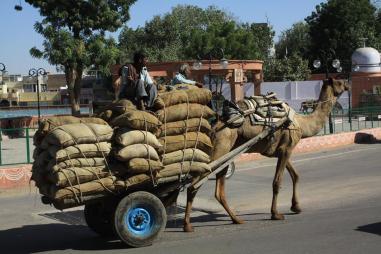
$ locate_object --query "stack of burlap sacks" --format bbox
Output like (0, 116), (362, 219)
(31, 116), (118, 207)
(108, 109), (164, 188)
(153, 88), (215, 178)
(106, 87), (216, 188)
(32, 87), (216, 209)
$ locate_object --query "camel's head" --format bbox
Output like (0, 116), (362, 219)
(324, 78), (349, 97)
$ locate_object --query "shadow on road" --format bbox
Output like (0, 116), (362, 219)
(356, 222), (381, 236)
(0, 224), (127, 254)
(354, 133), (381, 144)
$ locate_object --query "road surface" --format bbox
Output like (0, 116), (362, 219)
(0, 143), (380, 253)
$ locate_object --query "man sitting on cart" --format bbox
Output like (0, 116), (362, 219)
(172, 63), (203, 88)
(117, 51), (157, 110)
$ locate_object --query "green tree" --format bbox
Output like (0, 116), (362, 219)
(305, 0), (379, 71)
(26, 0), (136, 115)
(263, 54), (311, 82)
(275, 22), (311, 59)
(118, 5), (274, 62)
(118, 5), (234, 62)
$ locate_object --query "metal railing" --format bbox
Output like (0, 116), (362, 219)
(1, 107), (381, 166)
(0, 128), (35, 166)
(307, 106), (381, 135)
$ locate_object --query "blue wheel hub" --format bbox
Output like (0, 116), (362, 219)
(125, 207), (153, 236)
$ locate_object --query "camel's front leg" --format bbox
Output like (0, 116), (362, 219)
(215, 167), (244, 224)
(271, 153), (290, 220)
(286, 160), (302, 214)
(183, 186), (199, 232)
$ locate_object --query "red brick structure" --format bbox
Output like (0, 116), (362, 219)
(112, 60), (263, 102)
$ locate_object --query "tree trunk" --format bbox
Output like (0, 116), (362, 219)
(73, 67), (83, 116)
(65, 67), (81, 116)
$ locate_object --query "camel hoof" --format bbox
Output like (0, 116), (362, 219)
(271, 213), (285, 220)
(233, 218), (245, 224)
(183, 224), (194, 233)
(291, 204), (302, 214)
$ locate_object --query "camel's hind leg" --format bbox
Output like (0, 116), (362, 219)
(271, 152), (290, 220)
(215, 167), (244, 224)
(286, 160), (302, 214)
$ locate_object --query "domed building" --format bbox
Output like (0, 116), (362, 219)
(351, 47), (381, 73)
(351, 47), (381, 108)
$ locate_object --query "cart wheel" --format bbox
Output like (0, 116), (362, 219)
(114, 191), (167, 247)
(84, 200), (117, 237)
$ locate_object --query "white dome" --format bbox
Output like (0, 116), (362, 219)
(351, 47), (381, 72)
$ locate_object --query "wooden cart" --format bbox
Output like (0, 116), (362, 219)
(43, 117), (288, 248)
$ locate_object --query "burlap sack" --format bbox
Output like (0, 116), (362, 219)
(48, 142), (111, 162)
(47, 157), (106, 172)
(111, 110), (161, 133)
(115, 144), (160, 162)
(162, 148), (210, 165)
(126, 158), (163, 174)
(41, 123), (113, 149)
(98, 110), (113, 122)
(31, 170), (47, 188)
(158, 161), (211, 177)
(33, 147), (44, 160)
(158, 118), (211, 137)
(124, 174), (152, 188)
(174, 84), (199, 90)
(159, 132), (212, 154)
(112, 99), (136, 113)
(33, 149), (51, 171)
(34, 116), (108, 146)
(114, 129), (162, 148)
(156, 103), (215, 123)
(153, 88), (212, 109)
(52, 176), (116, 200)
(96, 99), (136, 115)
(38, 182), (55, 196)
(47, 166), (111, 187)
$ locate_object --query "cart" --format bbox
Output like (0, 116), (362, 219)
(43, 117), (289, 248)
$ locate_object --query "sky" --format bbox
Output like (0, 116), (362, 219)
(0, 0), (324, 75)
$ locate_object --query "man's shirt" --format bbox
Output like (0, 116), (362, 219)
(121, 65), (153, 85)
(141, 67), (154, 85)
(172, 72), (196, 85)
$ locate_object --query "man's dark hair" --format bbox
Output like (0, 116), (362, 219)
(133, 51), (146, 64)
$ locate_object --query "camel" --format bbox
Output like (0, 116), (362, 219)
(183, 78), (349, 232)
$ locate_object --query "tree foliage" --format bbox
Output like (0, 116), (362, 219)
(118, 5), (274, 62)
(275, 22), (311, 59)
(305, 0), (379, 68)
(264, 54), (311, 82)
(26, 0), (136, 115)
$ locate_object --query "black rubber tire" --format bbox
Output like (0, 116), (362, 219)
(114, 191), (167, 247)
(84, 199), (117, 237)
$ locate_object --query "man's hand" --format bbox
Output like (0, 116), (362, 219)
(195, 82), (203, 88)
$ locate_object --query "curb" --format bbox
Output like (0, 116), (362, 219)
(0, 165), (32, 189)
(1, 127), (381, 190)
(237, 127), (381, 161)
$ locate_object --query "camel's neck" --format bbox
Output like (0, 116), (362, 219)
(296, 85), (337, 138)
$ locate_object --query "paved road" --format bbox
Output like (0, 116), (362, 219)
(1, 144), (380, 253)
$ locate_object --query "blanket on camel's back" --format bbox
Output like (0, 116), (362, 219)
(222, 92), (296, 128)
